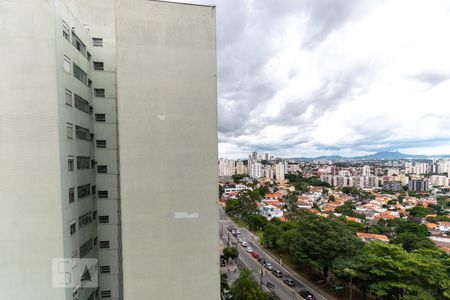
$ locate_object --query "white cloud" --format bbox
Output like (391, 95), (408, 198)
(170, 0), (450, 158)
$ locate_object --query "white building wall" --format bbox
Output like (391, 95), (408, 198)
(115, 1), (219, 299)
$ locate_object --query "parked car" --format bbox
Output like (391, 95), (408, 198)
(264, 263), (273, 271)
(237, 238), (243, 243)
(283, 277), (295, 287)
(235, 230), (241, 234)
(227, 226), (234, 232)
(266, 282), (275, 289)
(231, 230), (238, 237)
(241, 241), (248, 247)
(258, 257), (266, 265)
(251, 251), (259, 258)
(271, 269), (283, 278)
(245, 246), (253, 253)
(299, 290), (315, 300)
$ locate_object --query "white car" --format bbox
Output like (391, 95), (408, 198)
(236, 230), (241, 234)
(241, 241), (248, 247)
(246, 247), (253, 253)
(237, 238), (243, 243)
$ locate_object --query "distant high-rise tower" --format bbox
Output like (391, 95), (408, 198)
(362, 165), (371, 176)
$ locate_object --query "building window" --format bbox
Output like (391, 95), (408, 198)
(68, 156), (74, 171)
(77, 184), (91, 199)
(64, 56), (71, 73)
(99, 266), (111, 274)
(95, 114), (106, 122)
(72, 32), (86, 57)
(92, 185), (97, 195)
(63, 21), (70, 41)
(73, 63), (88, 85)
(65, 89), (72, 106)
(66, 123), (73, 139)
(76, 156), (90, 170)
(69, 188), (75, 203)
(100, 290), (111, 298)
(75, 125), (91, 141)
(94, 88), (105, 97)
(98, 216), (109, 224)
(78, 212), (93, 229)
(93, 211), (97, 221)
(93, 237), (98, 247)
(74, 94), (90, 114)
(93, 61), (104, 71)
(98, 191), (108, 199)
(69, 221), (76, 236)
(97, 165), (107, 174)
(99, 241), (110, 249)
(96, 140), (107, 149)
(80, 238), (93, 258)
(92, 37), (103, 47)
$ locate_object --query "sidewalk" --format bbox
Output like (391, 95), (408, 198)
(220, 239), (240, 284)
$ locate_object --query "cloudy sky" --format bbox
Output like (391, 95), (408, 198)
(173, 0), (450, 158)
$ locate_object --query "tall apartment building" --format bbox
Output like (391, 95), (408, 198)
(218, 158), (235, 177)
(409, 179), (430, 192)
(362, 165), (371, 176)
(275, 162), (285, 181)
(0, 1), (219, 300)
(249, 161), (263, 179)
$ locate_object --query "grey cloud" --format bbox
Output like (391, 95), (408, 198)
(416, 71), (450, 86)
(216, 0), (375, 142)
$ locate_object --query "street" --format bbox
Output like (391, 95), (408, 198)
(220, 208), (329, 300)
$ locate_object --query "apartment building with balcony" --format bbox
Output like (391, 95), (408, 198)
(0, 0), (219, 299)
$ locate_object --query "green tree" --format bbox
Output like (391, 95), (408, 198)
(247, 214), (269, 231)
(225, 199), (240, 218)
(232, 174), (245, 183)
(392, 232), (436, 252)
(432, 196), (449, 215)
(355, 242), (450, 299)
(221, 273), (230, 293)
(262, 223), (282, 249)
(225, 190), (259, 223)
(289, 215), (363, 281)
(408, 206), (431, 218)
(335, 200), (356, 217)
(223, 246), (239, 262)
(228, 269), (272, 300)
(219, 184), (225, 198)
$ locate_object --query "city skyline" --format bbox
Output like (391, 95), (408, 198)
(169, 0), (450, 159)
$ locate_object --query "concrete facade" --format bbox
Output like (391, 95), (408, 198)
(115, 2), (219, 299)
(0, 0), (219, 299)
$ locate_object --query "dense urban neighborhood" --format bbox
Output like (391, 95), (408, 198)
(219, 152), (450, 300)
